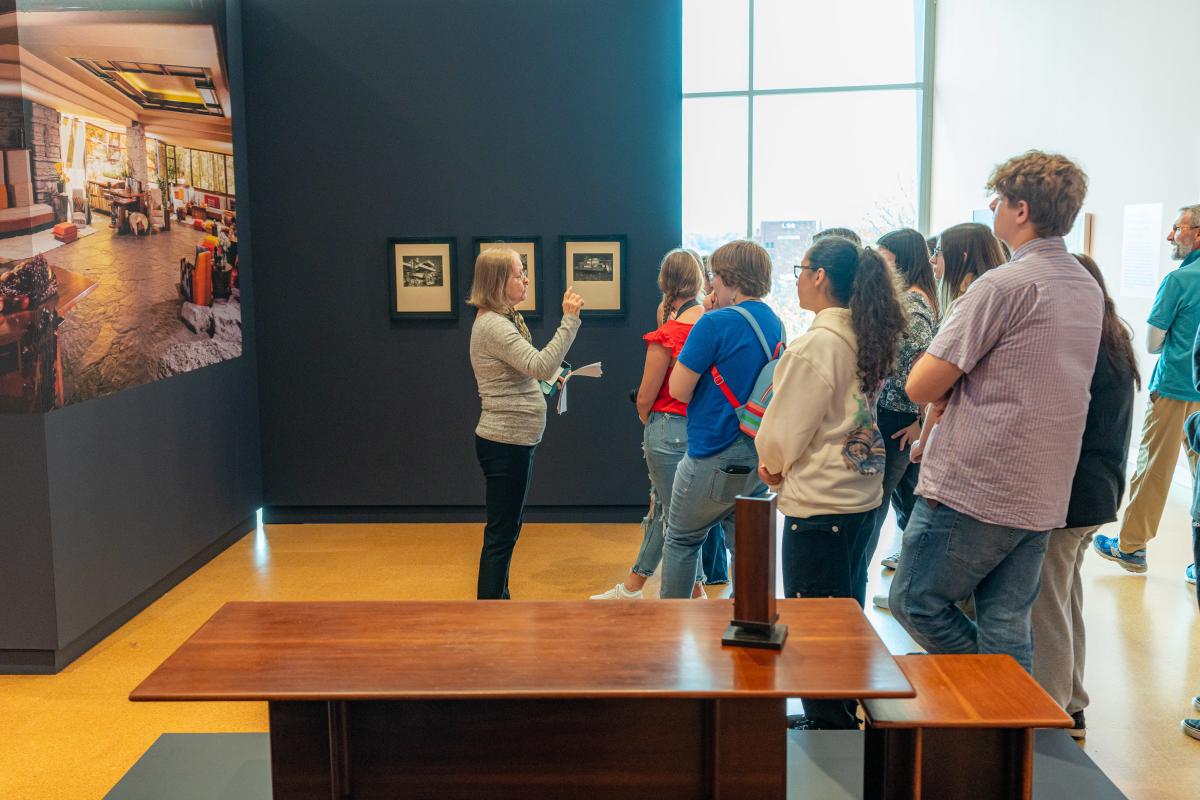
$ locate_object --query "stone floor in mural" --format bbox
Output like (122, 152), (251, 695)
(31, 220), (241, 407)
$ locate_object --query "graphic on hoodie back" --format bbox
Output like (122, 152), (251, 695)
(842, 394), (886, 475)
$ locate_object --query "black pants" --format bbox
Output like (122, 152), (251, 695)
(475, 435), (537, 599)
(782, 510), (874, 729)
(862, 406), (921, 589)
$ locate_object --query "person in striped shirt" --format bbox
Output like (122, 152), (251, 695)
(888, 151), (1103, 673)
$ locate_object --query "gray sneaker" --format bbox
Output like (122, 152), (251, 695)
(880, 550), (901, 570)
(872, 592), (890, 611)
(1193, 696), (1200, 712)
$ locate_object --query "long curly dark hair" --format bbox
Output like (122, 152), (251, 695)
(1074, 253), (1141, 390)
(808, 237), (906, 395)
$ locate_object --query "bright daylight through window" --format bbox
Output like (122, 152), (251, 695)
(682, 0), (933, 335)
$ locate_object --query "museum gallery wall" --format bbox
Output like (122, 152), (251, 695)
(0, 0), (261, 673)
(0, 0), (242, 414)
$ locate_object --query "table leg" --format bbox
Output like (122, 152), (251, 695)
(863, 726), (1034, 800)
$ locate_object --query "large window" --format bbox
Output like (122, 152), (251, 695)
(683, 0), (934, 333)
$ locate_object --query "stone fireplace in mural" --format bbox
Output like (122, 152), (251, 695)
(0, 0), (241, 413)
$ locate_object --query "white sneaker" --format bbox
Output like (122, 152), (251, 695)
(590, 583), (643, 600)
(872, 592), (890, 611)
(881, 550), (901, 570)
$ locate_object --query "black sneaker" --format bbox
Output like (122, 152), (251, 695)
(787, 714), (824, 731)
(1069, 710), (1086, 740)
(1183, 719), (1200, 741)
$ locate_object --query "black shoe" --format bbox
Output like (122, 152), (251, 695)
(1069, 709), (1086, 740)
(787, 714), (824, 730)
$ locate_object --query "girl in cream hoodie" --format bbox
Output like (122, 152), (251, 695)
(755, 235), (905, 730)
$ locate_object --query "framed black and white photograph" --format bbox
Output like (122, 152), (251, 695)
(388, 237), (458, 320)
(561, 235), (626, 318)
(473, 236), (543, 319)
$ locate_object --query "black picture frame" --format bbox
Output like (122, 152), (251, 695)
(471, 236), (544, 320)
(560, 234), (627, 319)
(388, 237), (458, 321)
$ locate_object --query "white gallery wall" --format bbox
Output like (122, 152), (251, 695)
(932, 0), (1200, 485)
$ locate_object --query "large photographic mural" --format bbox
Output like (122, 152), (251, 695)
(0, 0), (240, 413)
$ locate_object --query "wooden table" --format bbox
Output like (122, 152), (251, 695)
(132, 599), (913, 800)
(861, 655), (1073, 800)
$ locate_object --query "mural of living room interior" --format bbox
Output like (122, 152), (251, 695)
(0, 0), (240, 413)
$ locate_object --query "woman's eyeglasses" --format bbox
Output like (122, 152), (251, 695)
(793, 264), (820, 278)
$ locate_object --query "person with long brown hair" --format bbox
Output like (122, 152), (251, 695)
(591, 249), (710, 600)
(935, 222), (1007, 317)
(756, 235), (904, 730)
(468, 248), (583, 599)
(1031, 252), (1138, 739)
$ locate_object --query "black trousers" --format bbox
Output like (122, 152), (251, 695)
(862, 406), (921, 593)
(475, 435), (537, 600)
(782, 510), (875, 729)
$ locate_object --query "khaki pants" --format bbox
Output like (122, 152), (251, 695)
(1032, 525), (1098, 714)
(1118, 394), (1200, 552)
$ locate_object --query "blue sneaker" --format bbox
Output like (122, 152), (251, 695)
(1187, 563), (1196, 585)
(1092, 534), (1147, 574)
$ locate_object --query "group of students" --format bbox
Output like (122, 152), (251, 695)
(466, 149), (1198, 739)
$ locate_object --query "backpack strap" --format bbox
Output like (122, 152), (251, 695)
(728, 304), (773, 361)
(709, 365), (742, 410)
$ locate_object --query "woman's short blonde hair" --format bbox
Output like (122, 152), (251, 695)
(468, 248), (520, 312)
(710, 239), (772, 298)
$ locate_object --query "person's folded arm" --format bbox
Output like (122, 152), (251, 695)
(668, 362), (701, 404)
(905, 353), (963, 406)
(1149, 325), (1166, 355)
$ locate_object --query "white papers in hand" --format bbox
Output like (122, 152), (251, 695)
(557, 362), (602, 414)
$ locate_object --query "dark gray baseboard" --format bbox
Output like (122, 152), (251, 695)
(264, 504), (645, 525)
(0, 515), (254, 675)
(103, 728), (1126, 799)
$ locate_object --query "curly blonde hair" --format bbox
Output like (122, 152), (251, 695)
(985, 150), (1088, 238)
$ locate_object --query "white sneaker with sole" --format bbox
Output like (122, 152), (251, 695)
(590, 583), (643, 600)
(881, 550), (901, 570)
(872, 592), (890, 611)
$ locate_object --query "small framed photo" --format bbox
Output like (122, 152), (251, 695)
(473, 236), (543, 319)
(561, 235), (627, 318)
(388, 237), (458, 320)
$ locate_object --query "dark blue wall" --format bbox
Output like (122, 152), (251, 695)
(243, 0), (683, 513)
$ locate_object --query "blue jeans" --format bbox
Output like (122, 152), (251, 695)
(632, 413), (706, 583)
(889, 499), (1049, 672)
(660, 435), (766, 598)
(701, 522), (729, 584)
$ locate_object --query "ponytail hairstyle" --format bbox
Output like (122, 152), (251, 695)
(807, 236), (906, 396)
(937, 222), (1007, 311)
(877, 228), (940, 321)
(1073, 253), (1142, 390)
(657, 248), (704, 326)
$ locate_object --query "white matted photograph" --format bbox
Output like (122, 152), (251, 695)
(388, 237), (457, 319)
(561, 235), (626, 317)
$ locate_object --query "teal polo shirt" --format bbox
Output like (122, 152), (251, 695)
(1147, 248), (1200, 400)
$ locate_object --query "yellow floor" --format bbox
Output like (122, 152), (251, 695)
(1, 490), (1197, 799)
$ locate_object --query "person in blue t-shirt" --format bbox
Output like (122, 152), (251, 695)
(659, 240), (784, 598)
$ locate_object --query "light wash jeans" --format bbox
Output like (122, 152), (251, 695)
(631, 412), (704, 583)
(659, 434), (766, 598)
(889, 499), (1049, 672)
